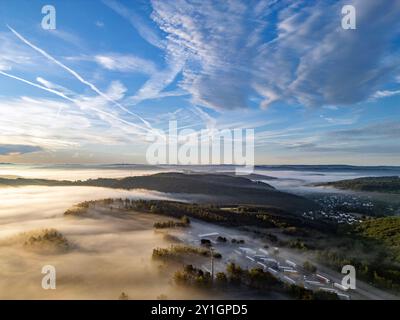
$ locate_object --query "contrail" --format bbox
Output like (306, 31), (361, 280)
(7, 25), (153, 131)
(0, 70), (150, 136)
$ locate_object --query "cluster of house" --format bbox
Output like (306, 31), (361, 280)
(302, 195), (373, 225)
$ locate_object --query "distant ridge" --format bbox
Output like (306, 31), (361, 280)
(256, 165), (400, 172)
(318, 176), (400, 194)
(0, 172), (318, 212)
(2, 163), (400, 170)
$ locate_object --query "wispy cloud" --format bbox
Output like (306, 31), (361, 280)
(102, 0), (165, 49)
(254, 0), (400, 107)
(100, 0), (187, 106)
(0, 144), (42, 155)
(329, 121), (400, 140)
(44, 29), (84, 48)
(319, 115), (358, 126)
(1, 0), (399, 164)
(95, 21), (105, 28)
(0, 91), (153, 153)
(0, 69), (153, 140)
(7, 25), (153, 131)
(149, 0), (400, 110)
(0, 32), (39, 71)
(151, 0), (256, 110)
(94, 53), (158, 75)
(272, 120), (400, 155)
(65, 52), (187, 104)
(36, 77), (75, 96)
(126, 57), (185, 106)
(372, 89), (400, 99)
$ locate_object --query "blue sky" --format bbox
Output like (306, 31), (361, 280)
(0, 0), (399, 165)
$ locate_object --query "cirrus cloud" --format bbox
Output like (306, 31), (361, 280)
(149, 0), (400, 110)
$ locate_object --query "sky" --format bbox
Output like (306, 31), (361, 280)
(0, 0), (399, 165)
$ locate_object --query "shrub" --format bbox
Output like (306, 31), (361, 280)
(303, 261), (317, 273)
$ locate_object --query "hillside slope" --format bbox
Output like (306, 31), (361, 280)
(0, 172), (318, 212)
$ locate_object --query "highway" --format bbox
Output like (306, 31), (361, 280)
(173, 219), (399, 300)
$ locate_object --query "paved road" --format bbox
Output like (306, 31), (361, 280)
(174, 219), (399, 300)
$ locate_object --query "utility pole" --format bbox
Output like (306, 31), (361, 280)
(210, 247), (214, 283)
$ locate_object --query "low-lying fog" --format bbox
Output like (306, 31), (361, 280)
(0, 165), (166, 181)
(2, 164), (398, 299)
(0, 186), (215, 299)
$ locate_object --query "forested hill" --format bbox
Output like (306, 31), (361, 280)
(320, 176), (400, 194)
(0, 172), (318, 212)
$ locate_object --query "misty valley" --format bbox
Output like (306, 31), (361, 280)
(0, 164), (399, 300)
